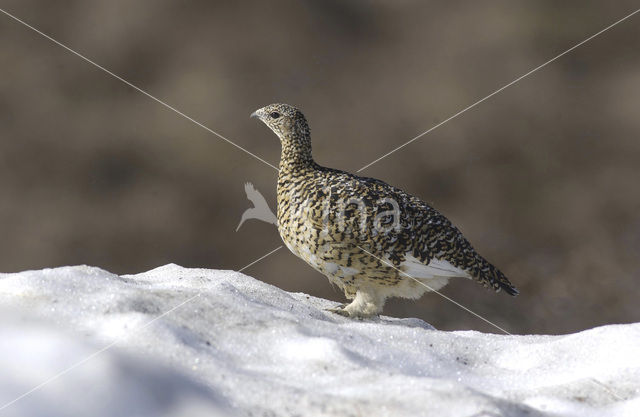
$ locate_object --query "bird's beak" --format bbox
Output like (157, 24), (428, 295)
(250, 110), (262, 119)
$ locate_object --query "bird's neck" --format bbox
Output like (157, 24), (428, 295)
(279, 132), (315, 174)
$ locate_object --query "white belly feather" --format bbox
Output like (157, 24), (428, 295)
(284, 234), (470, 298)
(400, 255), (471, 280)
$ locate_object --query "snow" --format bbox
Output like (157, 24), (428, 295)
(0, 264), (638, 417)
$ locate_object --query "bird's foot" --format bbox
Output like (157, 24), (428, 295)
(325, 305), (350, 317)
(325, 303), (379, 319)
(325, 303), (349, 316)
(325, 289), (385, 319)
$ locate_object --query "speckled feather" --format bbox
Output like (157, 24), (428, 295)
(252, 103), (517, 316)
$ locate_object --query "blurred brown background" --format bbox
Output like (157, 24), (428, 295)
(1, 1), (638, 334)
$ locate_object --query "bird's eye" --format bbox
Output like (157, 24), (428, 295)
(270, 112), (281, 119)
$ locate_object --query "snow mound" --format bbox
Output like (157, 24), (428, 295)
(0, 264), (638, 417)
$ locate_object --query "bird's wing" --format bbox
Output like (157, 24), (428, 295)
(244, 182), (257, 201)
(245, 182), (271, 208)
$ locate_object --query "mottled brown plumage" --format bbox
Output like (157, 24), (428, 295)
(252, 103), (518, 318)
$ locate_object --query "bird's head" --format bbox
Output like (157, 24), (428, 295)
(251, 104), (311, 153)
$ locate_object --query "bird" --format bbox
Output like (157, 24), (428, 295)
(236, 182), (277, 232)
(251, 103), (518, 318)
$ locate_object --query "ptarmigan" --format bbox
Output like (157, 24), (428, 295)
(251, 103), (518, 318)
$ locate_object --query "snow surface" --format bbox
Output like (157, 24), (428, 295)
(0, 264), (638, 417)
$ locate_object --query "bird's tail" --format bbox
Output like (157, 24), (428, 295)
(473, 255), (519, 296)
(493, 265), (519, 296)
